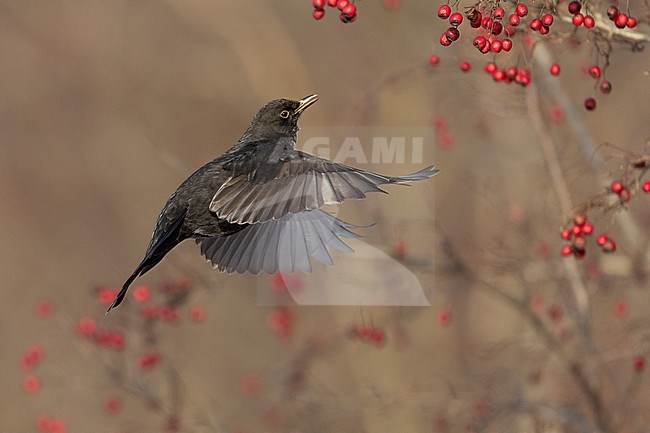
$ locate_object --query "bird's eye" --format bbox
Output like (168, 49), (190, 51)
(279, 110), (290, 119)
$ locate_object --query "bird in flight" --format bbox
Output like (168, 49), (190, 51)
(107, 94), (438, 312)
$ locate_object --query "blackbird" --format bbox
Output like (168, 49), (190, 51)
(107, 94), (438, 312)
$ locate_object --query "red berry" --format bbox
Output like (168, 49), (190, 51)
(610, 180), (624, 194)
(339, 11), (356, 23)
(582, 222), (594, 235)
(515, 69), (531, 86)
(614, 299), (628, 318)
(560, 244), (573, 256)
(568, 1), (581, 14)
(267, 307), (292, 338)
(473, 36), (487, 50)
(491, 40), (503, 53)
(615, 13), (628, 29)
(571, 224), (582, 236)
(560, 229), (572, 240)
(541, 14), (554, 26)
(437, 4), (451, 19)
(337, 0), (349, 11)
(76, 316), (96, 336)
(312, 9), (325, 19)
(584, 97), (596, 110)
(547, 304), (563, 322)
(189, 305), (205, 322)
(429, 54), (440, 66)
(23, 374), (41, 393)
(606, 5), (619, 20)
(584, 15), (595, 28)
(633, 355), (646, 372)
(460, 61), (471, 72)
(549, 63), (560, 75)
(619, 188), (631, 203)
(313, 0), (325, 9)
(572, 13), (584, 26)
(588, 65), (601, 79)
(501, 39), (513, 51)
(515, 3), (528, 17)
(327, 0), (338, 6)
(342, 3), (356, 17)
(596, 234), (609, 246)
(642, 181), (650, 193)
(484, 62), (497, 73)
(466, 8), (480, 22)
(439, 33), (452, 46)
(104, 396), (123, 415)
(573, 236), (586, 251)
(530, 19), (542, 31)
(240, 373), (263, 395)
(449, 12), (463, 26)
(437, 309), (452, 326)
(539, 24), (550, 35)
(132, 285), (150, 302)
(493, 7), (505, 20)
(491, 21), (503, 35)
(505, 66), (517, 79)
(35, 300), (53, 318)
(492, 69), (506, 81)
(549, 105), (564, 123)
(445, 27), (460, 41)
(470, 12), (482, 28)
(627, 16), (637, 28)
(509, 14), (520, 26)
(602, 239), (616, 252)
(370, 328), (387, 345)
(600, 80), (612, 94)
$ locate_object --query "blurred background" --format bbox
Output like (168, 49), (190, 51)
(1, 1), (649, 432)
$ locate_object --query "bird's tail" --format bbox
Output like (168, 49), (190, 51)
(106, 208), (188, 314)
(106, 270), (140, 314)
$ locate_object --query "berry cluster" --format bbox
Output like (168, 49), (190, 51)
(36, 415), (67, 433)
(20, 345), (45, 394)
(20, 276), (207, 431)
(529, 12), (555, 35)
(75, 316), (126, 349)
(483, 61), (531, 86)
(610, 179), (631, 203)
(348, 323), (387, 346)
(559, 214), (606, 259)
(136, 351), (162, 370)
(437, 3), (516, 54)
(312, 0), (357, 23)
(581, 64), (613, 110)
(428, 1), (647, 111)
(568, 1), (596, 28)
(606, 4), (638, 29)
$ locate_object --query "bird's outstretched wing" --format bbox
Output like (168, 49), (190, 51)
(210, 150), (438, 225)
(196, 210), (360, 274)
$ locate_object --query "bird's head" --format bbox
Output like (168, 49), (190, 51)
(245, 94), (319, 138)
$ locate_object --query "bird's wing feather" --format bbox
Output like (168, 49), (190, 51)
(211, 150), (438, 224)
(195, 210), (359, 274)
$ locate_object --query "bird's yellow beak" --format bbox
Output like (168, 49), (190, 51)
(294, 94), (319, 115)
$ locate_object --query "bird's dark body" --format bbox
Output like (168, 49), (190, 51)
(107, 95), (438, 312)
